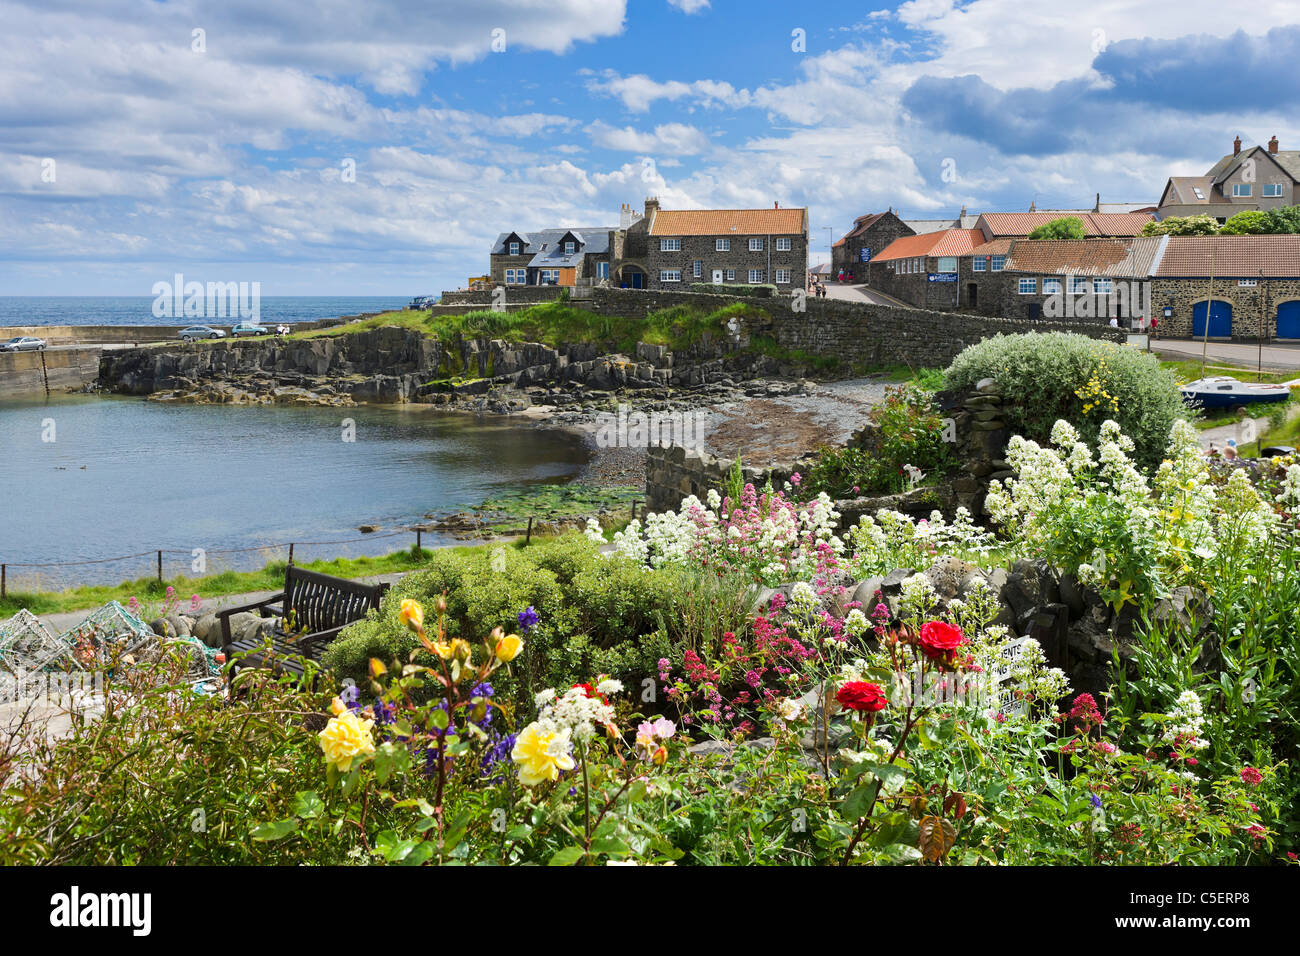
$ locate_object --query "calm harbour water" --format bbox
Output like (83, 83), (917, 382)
(0, 395), (586, 589)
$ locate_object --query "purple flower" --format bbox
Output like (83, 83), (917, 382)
(517, 606), (540, 632)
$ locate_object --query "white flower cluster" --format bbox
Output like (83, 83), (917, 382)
(1164, 689), (1208, 752)
(845, 507), (995, 578)
(533, 684), (619, 743)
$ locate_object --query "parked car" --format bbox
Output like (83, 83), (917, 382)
(0, 336), (46, 352)
(231, 322), (271, 337)
(178, 325), (226, 341)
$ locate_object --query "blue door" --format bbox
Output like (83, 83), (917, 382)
(1192, 300), (1232, 337)
(1278, 301), (1300, 339)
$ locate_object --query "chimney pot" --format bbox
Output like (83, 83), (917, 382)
(1269, 135), (1279, 154)
(1234, 135), (1242, 156)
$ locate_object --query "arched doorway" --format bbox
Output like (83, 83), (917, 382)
(1277, 300), (1300, 339)
(1192, 299), (1232, 338)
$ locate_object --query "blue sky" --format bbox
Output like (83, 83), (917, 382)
(3, 0), (1299, 296)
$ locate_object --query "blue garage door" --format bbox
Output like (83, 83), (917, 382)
(1192, 300), (1232, 338)
(1277, 301), (1300, 339)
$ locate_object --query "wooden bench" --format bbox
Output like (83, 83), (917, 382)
(218, 566), (389, 678)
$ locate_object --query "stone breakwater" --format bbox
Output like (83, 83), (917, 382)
(94, 325), (812, 414)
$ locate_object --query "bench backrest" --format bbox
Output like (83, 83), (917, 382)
(283, 566), (388, 634)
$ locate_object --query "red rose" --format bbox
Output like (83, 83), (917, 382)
(918, 620), (966, 660)
(836, 681), (887, 713)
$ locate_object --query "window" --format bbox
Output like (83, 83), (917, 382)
(776, 237), (792, 251)
(539, 269), (560, 284)
(1018, 278), (1037, 294)
(692, 260), (702, 278)
(508, 241), (520, 256)
(1192, 188), (1206, 200)
(596, 261), (609, 279)
(1069, 275), (1089, 294)
(725, 269), (735, 281)
(1093, 278), (1113, 294)
(659, 238), (681, 252)
(775, 269), (791, 284)
(748, 269), (765, 283)
(564, 241), (575, 254)
(1233, 183), (1252, 197)
(1264, 183), (1284, 197)
(1042, 278), (1062, 295)
(991, 255), (1006, 272)
(749, 238), (763, 251)
(937, 256), (957, 274)
(973, 257), (987, 273)
(659, 269), (681, 283)
(504, 268), (525, 284)
(716, 238), (731, 251)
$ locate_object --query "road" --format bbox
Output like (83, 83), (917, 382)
(1154, 338), (1300, 371)
(817, 282), (915, 308)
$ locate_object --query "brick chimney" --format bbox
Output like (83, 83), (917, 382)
(1269, 135), (1279, 154)
(644, 197), (660, 220)
(1233, 135), (1242, 156)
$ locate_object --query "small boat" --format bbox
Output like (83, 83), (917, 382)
(1179, 376), (1291, 409)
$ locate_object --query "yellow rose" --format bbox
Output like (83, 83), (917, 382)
(330, 696), (347, 716)
(399, 599), (425, 634)
(318, 711), (376, 773)
(511, 722), (575, 787)
(494, 633), (524, 663)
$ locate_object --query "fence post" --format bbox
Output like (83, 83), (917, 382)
(525, 516), (533, 546)
(156, 550), (162, 583)
(416, 529), (422, 552)
(1, 564), (5, 600)
(288, 543), (295, 566)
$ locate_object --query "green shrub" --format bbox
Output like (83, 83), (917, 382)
(322, 535), (681, 711)
(943, 332), (1187, 471)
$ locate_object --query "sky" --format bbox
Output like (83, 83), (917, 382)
(3, 0), (1300, 296)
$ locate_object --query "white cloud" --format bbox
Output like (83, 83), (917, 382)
(668, 0), (711, 13)
(587, 121), (712, 154)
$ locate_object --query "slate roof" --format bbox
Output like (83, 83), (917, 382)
(648, 207), (807, 236)
(490, 227), (615, 259)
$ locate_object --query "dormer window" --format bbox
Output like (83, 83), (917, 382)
(508, 241), (520, 255)
(564, 241), (575, 254)
(1192, 188), (1205, 200)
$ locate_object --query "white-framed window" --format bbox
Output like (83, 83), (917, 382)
(1093, 278), (1113, 294)
(776, 237), (792, 251)
(716, 238), (730, 251)
(508, 241), (520, 256)
(972, 257), (987, 273)
(775, 269), (791, 284)
(748, 269), (764, 283)
(725, 269), (735, 281)
(991, 255), (1006, 272)
(692, 260), (702, 278)
(1264, 183), (1284, 197)
(1238, 278), (1259, 287)
(564, 241), (575, 254)
(660, 238), (681, 252)
(659, 269), (682, 283)
(937, 256), (957, 274)
(1069, 275), (1089, 294)
(540, 269), (560, 284)
(1018, 278), (1037, 294)
(596, 261), (609, 279)
(1042, 278), (1062, 295)
(749, 238), (763, 251)
(504, 268), (525, 284)
(1233, 183), (1252, 197)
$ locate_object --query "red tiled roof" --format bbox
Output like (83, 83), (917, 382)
(649, 207), (807, 236)
(1154, 235), (1300, 277)
(873, 228), (983, 263)
(978, 211), (1154, 238)
(965, 238), (1015, 258)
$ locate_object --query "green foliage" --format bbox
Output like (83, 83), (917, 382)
(1219, 210), (1275, 235)
(689, 282), (779, 297)
(322, 535), (681, 710)
(944, 332), (1187, 471)
(1026, 216), (1086, 240)
(804, 384), (956, 497)
(1140, 215), (1221, 236)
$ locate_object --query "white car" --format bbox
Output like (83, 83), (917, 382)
(0, 336), (46, 352)
(178, 325), (226, 341)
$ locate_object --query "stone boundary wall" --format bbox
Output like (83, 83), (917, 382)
(0, 317), (342, 346)
(0, 346), (103, 397)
